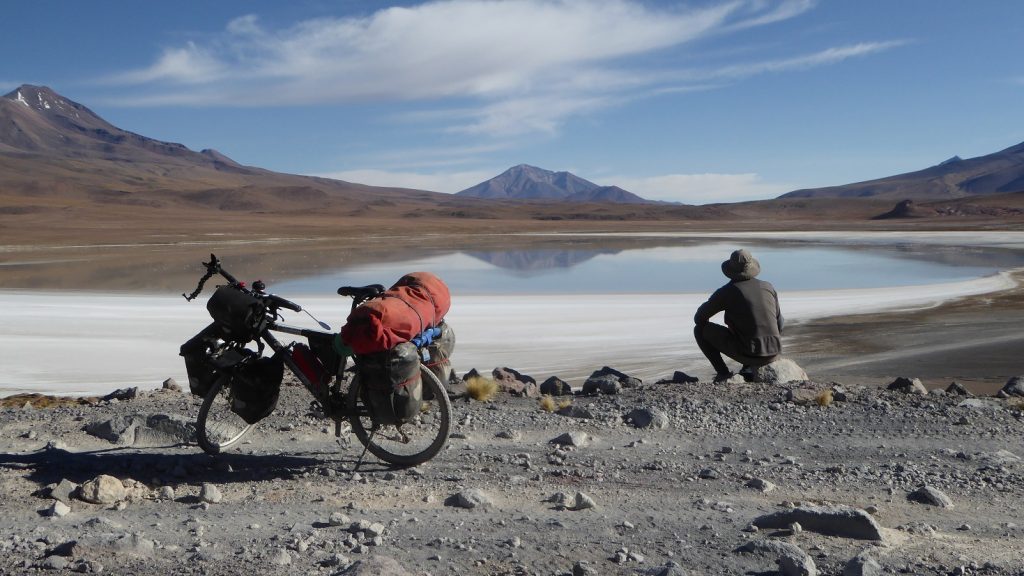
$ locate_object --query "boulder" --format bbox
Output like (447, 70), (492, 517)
(1001, 375), (1024, 397)
(590, 366), (642, 388)
(492, 367), (539, 397)
(84, 415), (144, 444)
(623, 408), (669, 429)
(946, 381), (971, 396)
(540, 376), (572, 396)
(79, 475), (126, 505)
(887, 377), (927, 395)
(907, 485), (953, 508)
(752, 505), (884, 541)
(751, 358), (808, 384)
(656, 371), (699, 384)
(582, 374), (621, 395)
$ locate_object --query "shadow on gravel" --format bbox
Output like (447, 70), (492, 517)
(0, 446), (393, 488)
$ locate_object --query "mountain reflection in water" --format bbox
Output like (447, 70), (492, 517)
(464, 249), (621, 272)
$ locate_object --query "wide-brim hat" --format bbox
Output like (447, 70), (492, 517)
(721, 248), (760, 281)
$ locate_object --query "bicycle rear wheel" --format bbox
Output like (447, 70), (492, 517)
(196, 375), (256, 454)
(347, 365), (452, 467)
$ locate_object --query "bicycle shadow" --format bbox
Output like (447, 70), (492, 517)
(0, 444), (396, 489)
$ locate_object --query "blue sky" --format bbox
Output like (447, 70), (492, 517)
(4, 1), (1023, 203)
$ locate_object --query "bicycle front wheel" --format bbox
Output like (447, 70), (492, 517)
(347, 365), (452, 467)
(196, 375), (256, 455)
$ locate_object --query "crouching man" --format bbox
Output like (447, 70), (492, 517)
(694, 249), (784, 383)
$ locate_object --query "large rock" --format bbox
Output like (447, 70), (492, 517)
(590, 366), (641, 388)
(582, 374), (621, 395)
(623, 408), (669, 429)
(752, 505), (884, 541)
(492, 367), (539, 397)
(1001, 375), (1024, 397)
(907, 485), (953, 508)
(444, 488), (493, 510)
(85, 415), (144, 444)
(540, 376), (572, 396)
(887, 377), (927, 395)
(550, 431), (591, 447)
(79, 475), (126, 505)
(751, 358), (808, 384)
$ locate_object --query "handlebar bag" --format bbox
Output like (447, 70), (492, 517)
(341, 272), (451, 355)
(206, 285), (267, 340)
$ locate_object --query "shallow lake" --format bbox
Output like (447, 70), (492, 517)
(2, 231), (1024, 396)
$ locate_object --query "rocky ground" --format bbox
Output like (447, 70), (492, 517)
(2, 367), (1024, 576)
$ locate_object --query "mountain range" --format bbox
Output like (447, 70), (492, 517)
(781, 141), (1024, 199)
(457, 164), (651, 204)
(1, 84), (1022, 243)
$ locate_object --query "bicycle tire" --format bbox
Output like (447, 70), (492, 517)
(347, 364), (452, 467)
(196, 375), (257, 455)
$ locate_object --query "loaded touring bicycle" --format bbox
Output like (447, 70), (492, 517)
(180, 254), (454, 467)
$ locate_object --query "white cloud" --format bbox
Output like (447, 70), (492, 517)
(610, 173), (793, 204)
(103, 1), (902, 138)
(318, 168), (494, 193)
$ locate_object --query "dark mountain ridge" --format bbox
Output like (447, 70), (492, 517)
(781, 140), (1024, 200)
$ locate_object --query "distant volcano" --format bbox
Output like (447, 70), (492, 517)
(457, 164), (652, 204)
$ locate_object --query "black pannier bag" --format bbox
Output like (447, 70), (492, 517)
(206, 285), (267, 340)
(180, 323), (223, 397)
(356, 342), (423, 425)
(423, 321), (455, 399)
(229, 355), (284, 424)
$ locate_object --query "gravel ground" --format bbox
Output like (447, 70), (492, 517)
(1, 371), (1023, 576)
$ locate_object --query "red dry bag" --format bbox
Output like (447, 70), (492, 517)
(340, 272), (451, 355)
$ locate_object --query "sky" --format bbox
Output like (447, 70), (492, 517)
(3, 0), (1023, 204)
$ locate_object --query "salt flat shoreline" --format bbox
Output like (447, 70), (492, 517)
(0, 270), (1016, 397)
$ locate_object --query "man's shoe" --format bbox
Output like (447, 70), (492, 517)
(739, 365), (755, 382)
(713, 372), (735, 384)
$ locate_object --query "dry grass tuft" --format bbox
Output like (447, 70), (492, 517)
(540, 395), (573, 413)
(465, 376), (498, 402)
(816, 389), (834, 407)
(539, 395), (557, 412)
(0, 394), (97, 409)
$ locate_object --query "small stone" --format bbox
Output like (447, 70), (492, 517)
(550, 431), (590, 448)
(329, 512), (350, 527)
(789, 521), (803, 534)
(199, 483), (222, 504)
(269, 548), (291, 566)
(539, 376), (572, 396)
(1001, 375), (1024, 397)
(572, 492), (596, 510)
(843, 551), (883, 576)
(162, 378), (182, 392)
(698, 468), (719, 480)
(623, 407), (669, 429)
(445, 489), (493, 509)
(158, 486), (175, 500)
(746, 477), (776, 493)
(49, 500), (71, 517)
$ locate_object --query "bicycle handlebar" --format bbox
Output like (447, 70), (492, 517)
(182, 254), (300, 312)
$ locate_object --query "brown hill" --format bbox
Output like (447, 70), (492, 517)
(781, 140), (1024, 200)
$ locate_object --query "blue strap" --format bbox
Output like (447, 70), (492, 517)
(411, 326), (442, 347)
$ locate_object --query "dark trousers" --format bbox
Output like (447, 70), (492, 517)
(694, 323), (777, 375)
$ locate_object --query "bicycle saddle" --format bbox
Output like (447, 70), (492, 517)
(337, 284), (385, 300)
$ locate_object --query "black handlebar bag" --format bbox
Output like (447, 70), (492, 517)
(206, 285), (268, 340)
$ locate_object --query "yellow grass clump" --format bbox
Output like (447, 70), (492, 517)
(465, 376), (498, 402)
(816, 389), (834, 407)
(540, 395), (573, 413)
